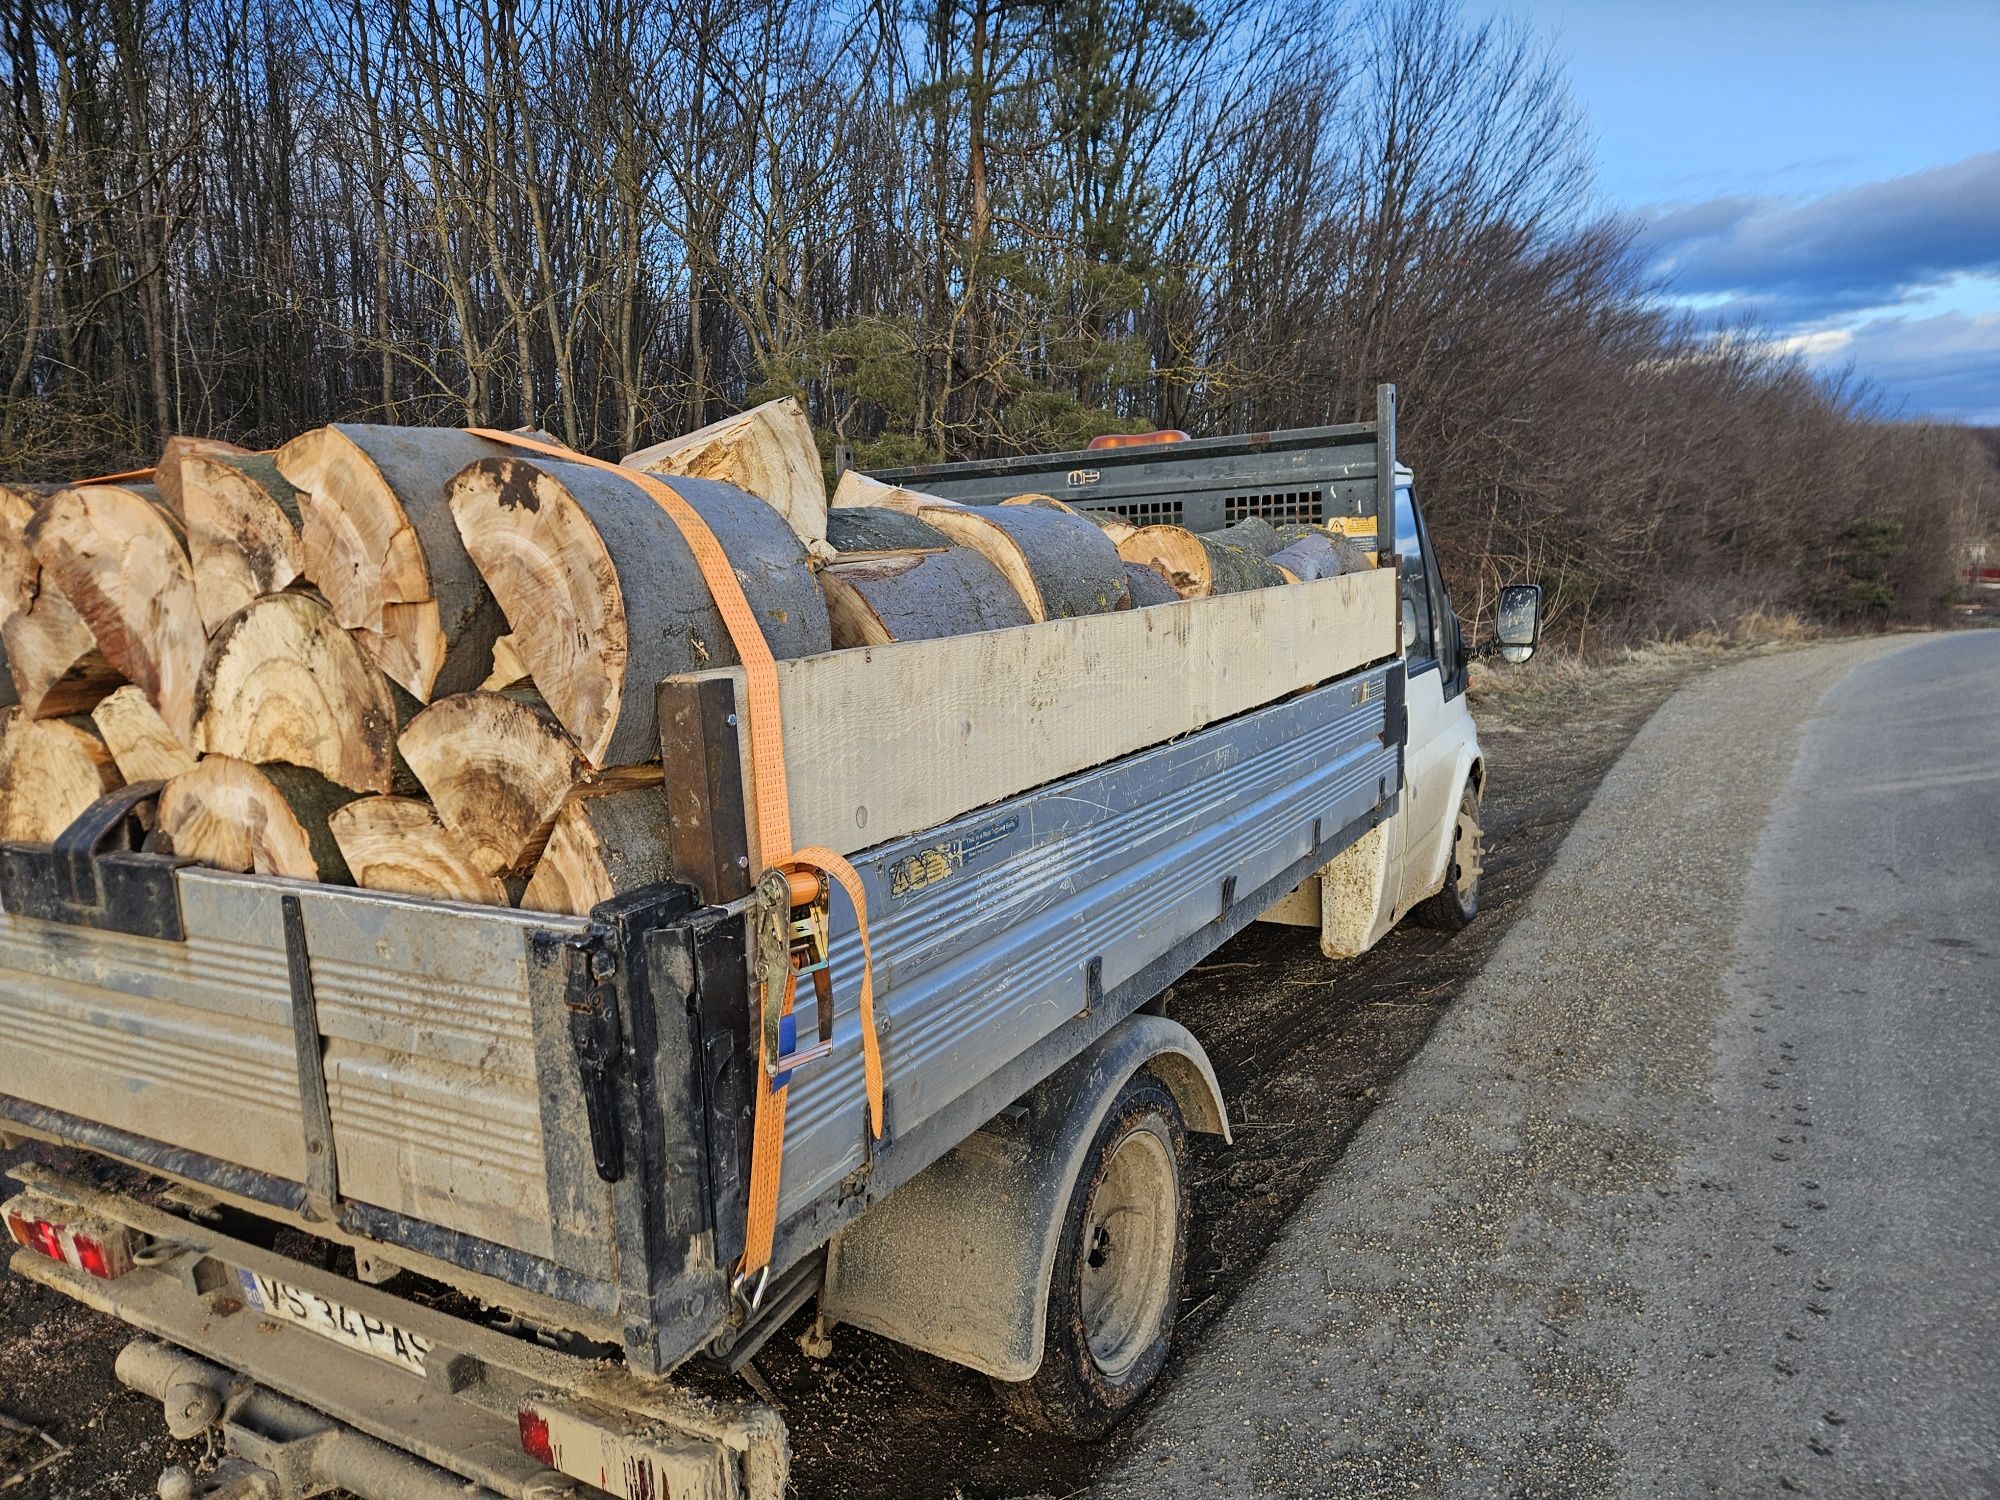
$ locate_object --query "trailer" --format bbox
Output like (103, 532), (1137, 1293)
(0, 387), (1539, 1498)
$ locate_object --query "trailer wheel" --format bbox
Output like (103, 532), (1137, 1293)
(1415, 780), (1483, 930)
(994, 1070), (1188, 1439)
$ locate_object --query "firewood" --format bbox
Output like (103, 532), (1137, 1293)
(520, 786), (672, 917)
(1116, 525), (1286, 598)
(833, 473), (1128, 619)
(158, 756), (357, 880)
(155, 435), (251, 519)
(91, 685), (198, 782)
(623, 397), (830, 558)
(327, 795), (512, 906)
(824, 506), (951, 554)
(0, 481), (119, 716)
(274, 424), (512, 701)
(447, 455), (830, 768)
(821, 547), (1032, 647)
(398, 689), (653, 877)
(1266, 530), (1354, 583)
(481, 633), (532, 691)
(26, 483), (203, 744)
(999, 492), (1142, 545)
(1122, 560), (1181, 607)
(1201, 517), (1284, 556)
(0, 711), (121, 841)
(182, 452), (306, 631)
(194, 591), (405, 794)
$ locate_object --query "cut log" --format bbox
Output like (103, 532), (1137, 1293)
(274, 424), (512, 701)
(155, 435), (251, 519)
(1115, 525), (1286, 599)
(194, 592), (404, 794)
(623, 397), (830, 558)
(328, 795), (512, 906)
(158, 756), (357, 880)
(999, 493), (1077, 512)
(447, 455), (830, 768)
(830, 470), (962, 512)
(824, 506), (951, 554)
(399, 690), (595, 876)
(821, 547), (1033, 647)
(481, 633), (532, 691)
(834, 478), (1127, 620)
(182, 452), (306, 632)
(1200, 517), (1284, 556)
(1122, 560), (1181, 608)
(0, 711), (121, 841)
(26, 484), (204, 744)
(91, 685), (198, 782)
(520, 786), (673, 917)
(0, 481), (106, 715)
(1266, 530), (1354, 583)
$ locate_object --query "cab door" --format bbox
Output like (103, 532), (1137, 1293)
(1391, 485), (1467, 915)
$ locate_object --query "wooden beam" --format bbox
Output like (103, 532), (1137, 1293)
(666, 567), (1397, 857)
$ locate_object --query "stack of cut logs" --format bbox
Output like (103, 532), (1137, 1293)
(0, 401), (1369, 916)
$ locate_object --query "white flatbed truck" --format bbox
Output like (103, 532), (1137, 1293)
(0, 387), (1539, 1499)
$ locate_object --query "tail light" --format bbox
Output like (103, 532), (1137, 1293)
(518, 1406), (555, 1466)
(3, 1195), (137, 1279)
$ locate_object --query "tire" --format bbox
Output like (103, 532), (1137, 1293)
(1414, 779), (1483, 931)
(993, 1071), (1189, 1439)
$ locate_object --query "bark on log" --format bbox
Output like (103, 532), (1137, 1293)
(0, 710), (121, 841)
(328, 795), (512, 906)
(183, 452), (306, 632)
(520, 786), (673, 917)
(398, 689), (648, 877)
(1200, 517), (1284, 556)
(1122, 560), (1181, 608)
(155, 435), (251, 519)
(820, 547), (1033, 647)
(158, 756), (357, 880)
(835, 476), (1128, 619)
(1266, 530), (1352, 583)
(1116, 525), (1286, 598)
(194, 591), (405, 794)
(92, 684), (198, 782)
(448, 456), (831, 768)
(26, 484), (204, 744)
(824, 506), (951, 554)
(0, 481), (115, 716)
(623, 397), (830, 558)
(274, 424), (512, 701)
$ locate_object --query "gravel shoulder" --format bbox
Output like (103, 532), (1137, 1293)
(1088, 632), (1997, 1499)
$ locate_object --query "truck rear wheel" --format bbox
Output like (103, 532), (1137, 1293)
(994, 1071), (1189, 1439)
(1415, 780), (1483, 930)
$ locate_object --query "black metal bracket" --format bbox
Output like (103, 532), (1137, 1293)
(561, 925), (626, 1183)
(0, 782), (193, 940)
(280, 894), (340, 1223)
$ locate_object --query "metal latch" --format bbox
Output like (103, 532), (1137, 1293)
(754, 866), (835, 1086)
(560, 928), (625, 1183)
(0, 781), (193, 940)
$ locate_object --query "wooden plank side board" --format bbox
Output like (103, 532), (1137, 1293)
(669, 566), (1397, 859)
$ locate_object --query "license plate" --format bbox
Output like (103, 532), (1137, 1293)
(235, 1269), (433, 1374)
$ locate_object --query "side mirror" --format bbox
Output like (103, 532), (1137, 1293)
(1494, 583), (1542, 665)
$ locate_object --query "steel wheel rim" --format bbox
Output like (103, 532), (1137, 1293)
(1077, 1126), (1177, 1383)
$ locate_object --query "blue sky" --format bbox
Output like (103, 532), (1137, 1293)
(1499, 0), (2000, 424)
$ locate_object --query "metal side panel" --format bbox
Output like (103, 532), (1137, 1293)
(770, 665), (1397, 1223)
(296, 883), (590, 1262)
(0, 868), (594, 1263)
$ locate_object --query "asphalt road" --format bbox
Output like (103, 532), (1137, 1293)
(1090, 631), (1999, 1499)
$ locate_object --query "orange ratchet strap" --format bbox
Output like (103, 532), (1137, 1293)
(466, 429), (881, 1298)
(73, 466), (158, 484)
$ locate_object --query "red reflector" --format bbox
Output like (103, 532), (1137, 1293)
(518, 1407), (554, 1466)
(1086, 429), (1189, 451)
(29, 1219), (63, 1262)
(3, 1209), (32, 1248)
(72, 1233), (113, 1279)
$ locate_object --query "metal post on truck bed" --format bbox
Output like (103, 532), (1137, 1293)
(1375, 382), (1397, 569)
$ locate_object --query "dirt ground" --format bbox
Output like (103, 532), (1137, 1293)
(0, 640), (1742, 1499)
